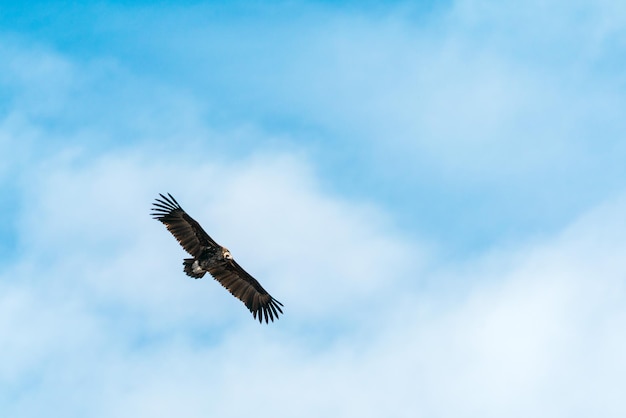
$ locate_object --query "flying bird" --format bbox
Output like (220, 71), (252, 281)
(151, 193), (283, 323)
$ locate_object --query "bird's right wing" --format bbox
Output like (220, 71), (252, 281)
(151, 193), (219, 257)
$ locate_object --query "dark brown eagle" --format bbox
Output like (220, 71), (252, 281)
(151, 193), (283, 323)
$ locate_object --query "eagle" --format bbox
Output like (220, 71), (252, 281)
(151, 193), (283, 323)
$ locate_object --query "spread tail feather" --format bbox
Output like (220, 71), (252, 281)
(183, 258), (206, 279)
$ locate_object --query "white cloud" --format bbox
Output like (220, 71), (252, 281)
(2, 141), (626, 417)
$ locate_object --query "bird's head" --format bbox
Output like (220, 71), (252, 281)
(222, 247), (233, 260)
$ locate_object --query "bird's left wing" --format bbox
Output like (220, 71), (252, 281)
(207, 259), (284, 323)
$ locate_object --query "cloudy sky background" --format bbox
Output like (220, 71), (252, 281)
(1, 0), (626, 416)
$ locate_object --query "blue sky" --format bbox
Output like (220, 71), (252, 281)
(2, 1), (626, 416)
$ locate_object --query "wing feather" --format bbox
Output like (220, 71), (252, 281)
(206, 259), (283, 323)
(151, 193), (219, 257)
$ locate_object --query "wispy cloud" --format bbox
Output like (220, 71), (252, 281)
(48, 0), (624, 251)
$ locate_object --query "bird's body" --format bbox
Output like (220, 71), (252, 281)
(183, 246), (231, 278)
(151, 193), (283, 323)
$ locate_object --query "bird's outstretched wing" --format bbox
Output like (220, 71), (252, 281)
(207, 258), (284, 323)
(151, 193), (218, 257)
